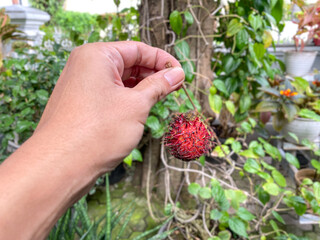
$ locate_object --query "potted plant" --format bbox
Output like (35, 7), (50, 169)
(255, 76), (320, 143)
(284, 0), (320, 77)
(0, 8), (26, 68)
(295, 154), (320, 216)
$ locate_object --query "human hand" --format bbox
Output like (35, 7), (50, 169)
(35, 41), (185, 172)
(0, 41), (185, 239)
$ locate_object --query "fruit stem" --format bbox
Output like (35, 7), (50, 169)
(182, 83), (197, 111)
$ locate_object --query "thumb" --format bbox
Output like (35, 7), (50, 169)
(134, 67), (185, 107)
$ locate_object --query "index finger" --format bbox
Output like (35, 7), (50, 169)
(105, 41), (181, 74)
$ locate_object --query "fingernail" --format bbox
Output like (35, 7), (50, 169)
(164, 67), (185, 86)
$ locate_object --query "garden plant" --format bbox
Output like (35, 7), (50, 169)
(1, 0), (320, 239)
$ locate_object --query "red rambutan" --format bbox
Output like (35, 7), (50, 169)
(164, 111), (215, 161)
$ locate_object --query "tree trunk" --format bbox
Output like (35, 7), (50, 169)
(136, 0), (218, 197)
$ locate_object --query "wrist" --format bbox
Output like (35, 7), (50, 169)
(0, 127), (104, 239)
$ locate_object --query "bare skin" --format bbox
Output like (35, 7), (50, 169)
(0, 41), (185, 239)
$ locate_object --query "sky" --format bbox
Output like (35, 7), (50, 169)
(0, 0), (139, 14)
(64, 0), (139, 14)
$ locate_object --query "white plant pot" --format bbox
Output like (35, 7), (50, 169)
(284, 51), (317, 77)
(281, 118), (320, 144)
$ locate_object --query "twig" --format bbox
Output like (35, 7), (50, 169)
(160, 143), (263, 206)
(182, 83), (197, 111)
(202, 203), (213, 237)
(255, 194), (285, 231)
(146, 138), (161, 221)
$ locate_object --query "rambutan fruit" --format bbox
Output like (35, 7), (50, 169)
(164, 111), (215, 161)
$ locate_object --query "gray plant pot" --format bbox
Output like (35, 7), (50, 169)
(284, 51), (317, 77)
(281, 118), (320, 144)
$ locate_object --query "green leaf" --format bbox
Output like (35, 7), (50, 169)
(272, 170), (287, 187)
(218, 230), (231, 240)
(123, 153), (133, 167)
(211, 179), (230, 211)
(199, 155), (206, 166)
(208, 237), (220, 240)
(225, 138), (235, 145)
(213, 79), (228, 96)
(225, 100), (236, 116)
(184, 11), (194, 25)
(174, 40), (190, 60)
(270, 0), (278, 9)
(273, 111), (286, 132)
(248, 14), (262, 31)
(255, 76), (270, 87)
(112, 17), (121, 30)
(182, 61), (195, 82)
(131, 149), (143, 162)
(272, 210), (285, 224)
(248, 118), (257, 127)
(244, 158), (261, 173)
(271, 0), (283, 24)
(292, 77), (309, 93)
(225, 189), (247, 210)
(36, 89), (49, 105)
(262, 141), (281, 161)
(20, 107), (32, 117)
(241, 122), (252, 133)
(113, 0), (120, 7)
(261, 160), (275, 170)
(209, 94), (222, 114)
(199, 187), (212, 199)
(88, 31), (100, 42)
(314, 182), (320, 201)
(253, 43), (266, 60)
(236, 29), (249, 50)
(227, 19), (243, 37)
(260, 87), (281, 97)
(222, 55), (241, 75)
(270, 220), (280, 236)
(152, 104), (169, 119)
(237, 207), (255, 221)
(231, 141), (241, 153)
(284, 196), (307, 216)
(251, 144), (265, 157)
(240, 149), (259, 159)
(15, 120), (33, 133)
(213, 145), (230, 157)
(257, 172), (273, 182)
(188, 183), (201, 196)
(1, 115), (14, 127)
(257, 187), (270, 205)
(164, 204), (173, 216)
(228, 217), (248, 238)
(282, 103), (297, 122)
(298, 109), (320, 121)
(288, 132), (299, 144)
(220, 211), (230, 223)
(239, 94), (251, 114)
(146, 116), (161, 131)
(302, 178), (313, 185)
(263, 182), (280, 196)
(311, 159), (320, 172)
(210, 209), (222, 220)
(285, 152), (300, 169)
(169, 11), (183, 35)
(255, 101), (279, 112)
(225, 77), (238, 95)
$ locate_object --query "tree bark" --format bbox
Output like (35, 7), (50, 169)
(137, 0), (218, 197)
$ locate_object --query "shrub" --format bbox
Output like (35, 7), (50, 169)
(0, 44), (70, 160)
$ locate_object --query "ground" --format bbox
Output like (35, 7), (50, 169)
(87, 176), (164, 240)
(87, 169), (320, 239)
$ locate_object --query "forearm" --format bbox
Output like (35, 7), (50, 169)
(0, 128), (104, 239)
